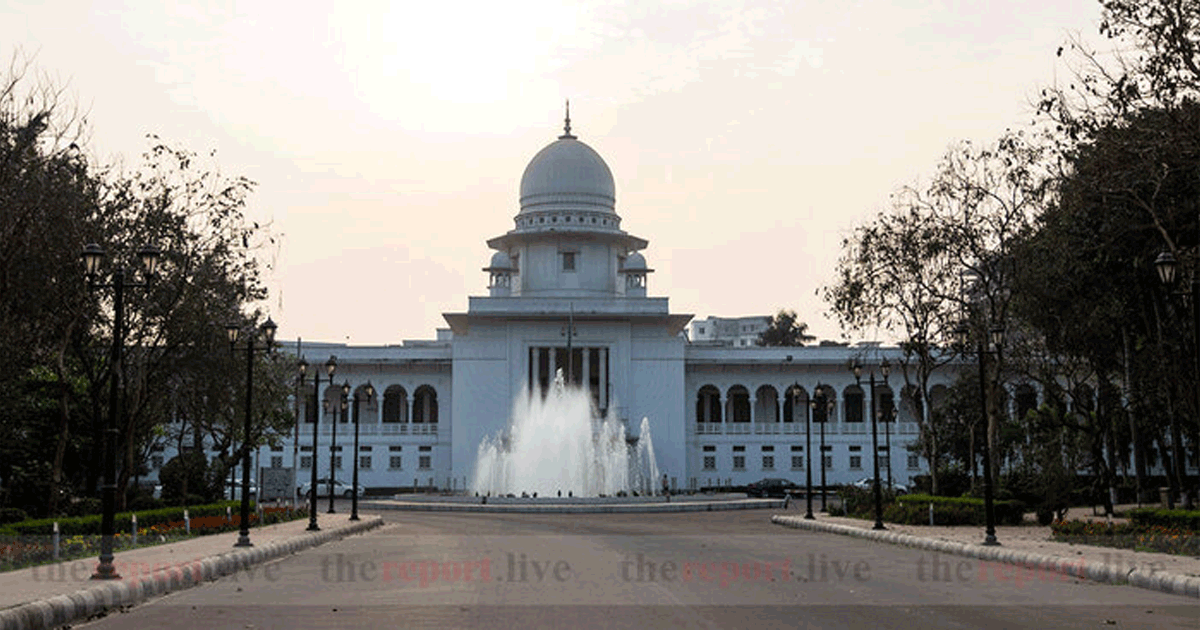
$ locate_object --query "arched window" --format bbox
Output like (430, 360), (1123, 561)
(304, 391), (317, 423)
(782, 385), (807, 423)
(413, 386), (438, 424)
(696, 385), (721, 423)
(875, 384), (895, 422)
(323, 385), (345, 426)
(1015, 384), (1038, 422)
(755, 385), (779, 423)
(899, 385), (922, 424)
(353, 384), (378, 422)
(812, 385), (837, 423)
(727, 386), (751, 423)
(383, 386), (408, 423)
(843, 385), (864, 423)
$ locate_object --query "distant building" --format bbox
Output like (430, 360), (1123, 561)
(689, 316), (771, 347)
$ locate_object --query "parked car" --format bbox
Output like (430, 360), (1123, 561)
(226, 481), (258, 501)
(299, 478), (366, 499)
(850, 477), (908, 494)
(745, 478), (800, 498)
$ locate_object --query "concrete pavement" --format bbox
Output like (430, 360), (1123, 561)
(773, 508), (1200, 599)
(0, 512), (382, 630)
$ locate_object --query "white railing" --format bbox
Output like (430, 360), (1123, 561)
(754, 423), (804, 435)
(381, 424), (409, 435)
(842, 423), (867, 435)
(696, 423), (721, 435)
(411, 424), (438, 436)
(899, 423), (919, 435)
(726, 423), (751, 435)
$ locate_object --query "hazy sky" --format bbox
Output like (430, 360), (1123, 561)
(4, 0), (1103, 345)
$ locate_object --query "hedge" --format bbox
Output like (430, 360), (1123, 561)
(1125, 507), (1200, 532)
(0, 501), (254, 536)
(890, 494), (1026, 526)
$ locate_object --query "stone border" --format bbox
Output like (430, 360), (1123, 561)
(365, 499), (785, 513)
(0, 516), (383, 630)
(771, 515), (1200, 600)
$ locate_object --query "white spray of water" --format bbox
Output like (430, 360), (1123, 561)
(472, 370), (659, 497)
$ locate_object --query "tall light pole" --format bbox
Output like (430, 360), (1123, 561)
(813, 385), (832, 513)
(797, 383), (814, 520)
(851, 358), (890, 531)
(1154, 250), (1198, 509)
(81, 243), (160, 580)
(225, 318), (277, 547)
(350, 382), (374, 521)
(329, 381), (349, 514)
(956, 325), (1001, 546)
(300, 355), (336, 531)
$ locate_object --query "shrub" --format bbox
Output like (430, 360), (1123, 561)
(893, 494), (1026, 526)
(0, 500), (251, 536)
(0, 507), (28, 525)
(64, 497), (102, 517)
(1126, 507), (1200, 532)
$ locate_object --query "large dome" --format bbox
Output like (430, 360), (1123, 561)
(518, 136), (615, 214)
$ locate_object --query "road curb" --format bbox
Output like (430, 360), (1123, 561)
(0, 516), (384, 630)
(364, 499), (785, 513)
(771, 515), (1200, 600)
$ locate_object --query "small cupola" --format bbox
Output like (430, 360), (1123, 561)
(619, 251), (652, 297)
(484, 251), (515, 296)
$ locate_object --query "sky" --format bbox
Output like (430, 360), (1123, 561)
(3, 0), (1106, 345)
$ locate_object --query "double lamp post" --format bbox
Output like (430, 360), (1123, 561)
(81, 243), (161, 580)
(226, 317), (278, 548)
(955, 324), (1003, 546)
(849, 358), (890, 531)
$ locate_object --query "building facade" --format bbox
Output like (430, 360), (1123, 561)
(152, 118), (979, 496)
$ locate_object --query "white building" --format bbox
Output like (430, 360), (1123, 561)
(160, 116), (966, 495)
(689, 316), (772, 347)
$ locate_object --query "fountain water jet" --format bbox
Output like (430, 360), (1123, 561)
(472, 370), (660, 497)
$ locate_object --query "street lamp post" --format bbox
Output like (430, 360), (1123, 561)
(795, 383), (814, 520)
(81, 243), (160, 580)
(329, 381), (349, 514)
(851, 358), (890, 531)
(1154, 250), (1198, 509)
(300, 355), (336, 531)
(812, 385), (831, 513)
(225, 318), (277, 547)
(956, 325), (1001, 546)
(350, 382), (375, 521)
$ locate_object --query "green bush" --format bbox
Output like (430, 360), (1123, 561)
(0, 507), (28, 525)
(0, 500), (250, 536)
(894, 494), (1026, 526)
(1126, 508), (1200, 532)
(64, 497), (102, 517)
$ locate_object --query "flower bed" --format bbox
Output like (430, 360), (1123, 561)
(0, 504), (307, 573)
(1050, 518), (1200, 556)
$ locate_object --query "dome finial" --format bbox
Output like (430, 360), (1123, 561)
(559, 99), (576, 139)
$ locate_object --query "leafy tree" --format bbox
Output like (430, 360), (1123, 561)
(0, 56), (292, 516)
(827, 130), (1052, 493)
(756, 309), (815, 346)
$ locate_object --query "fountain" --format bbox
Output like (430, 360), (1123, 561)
(472, 369), (660, 497)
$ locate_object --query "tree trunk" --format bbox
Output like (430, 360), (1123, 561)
(1122, 328), (1148, 503)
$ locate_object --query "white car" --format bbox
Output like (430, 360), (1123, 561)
(299, 478), (366, 499)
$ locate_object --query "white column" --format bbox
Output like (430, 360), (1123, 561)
(549, 347), (557, 382)
(599, 347), (608, 409)
(582, 348), (591, 399)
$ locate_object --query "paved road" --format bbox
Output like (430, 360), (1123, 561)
(78, 509), (1199, 629)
